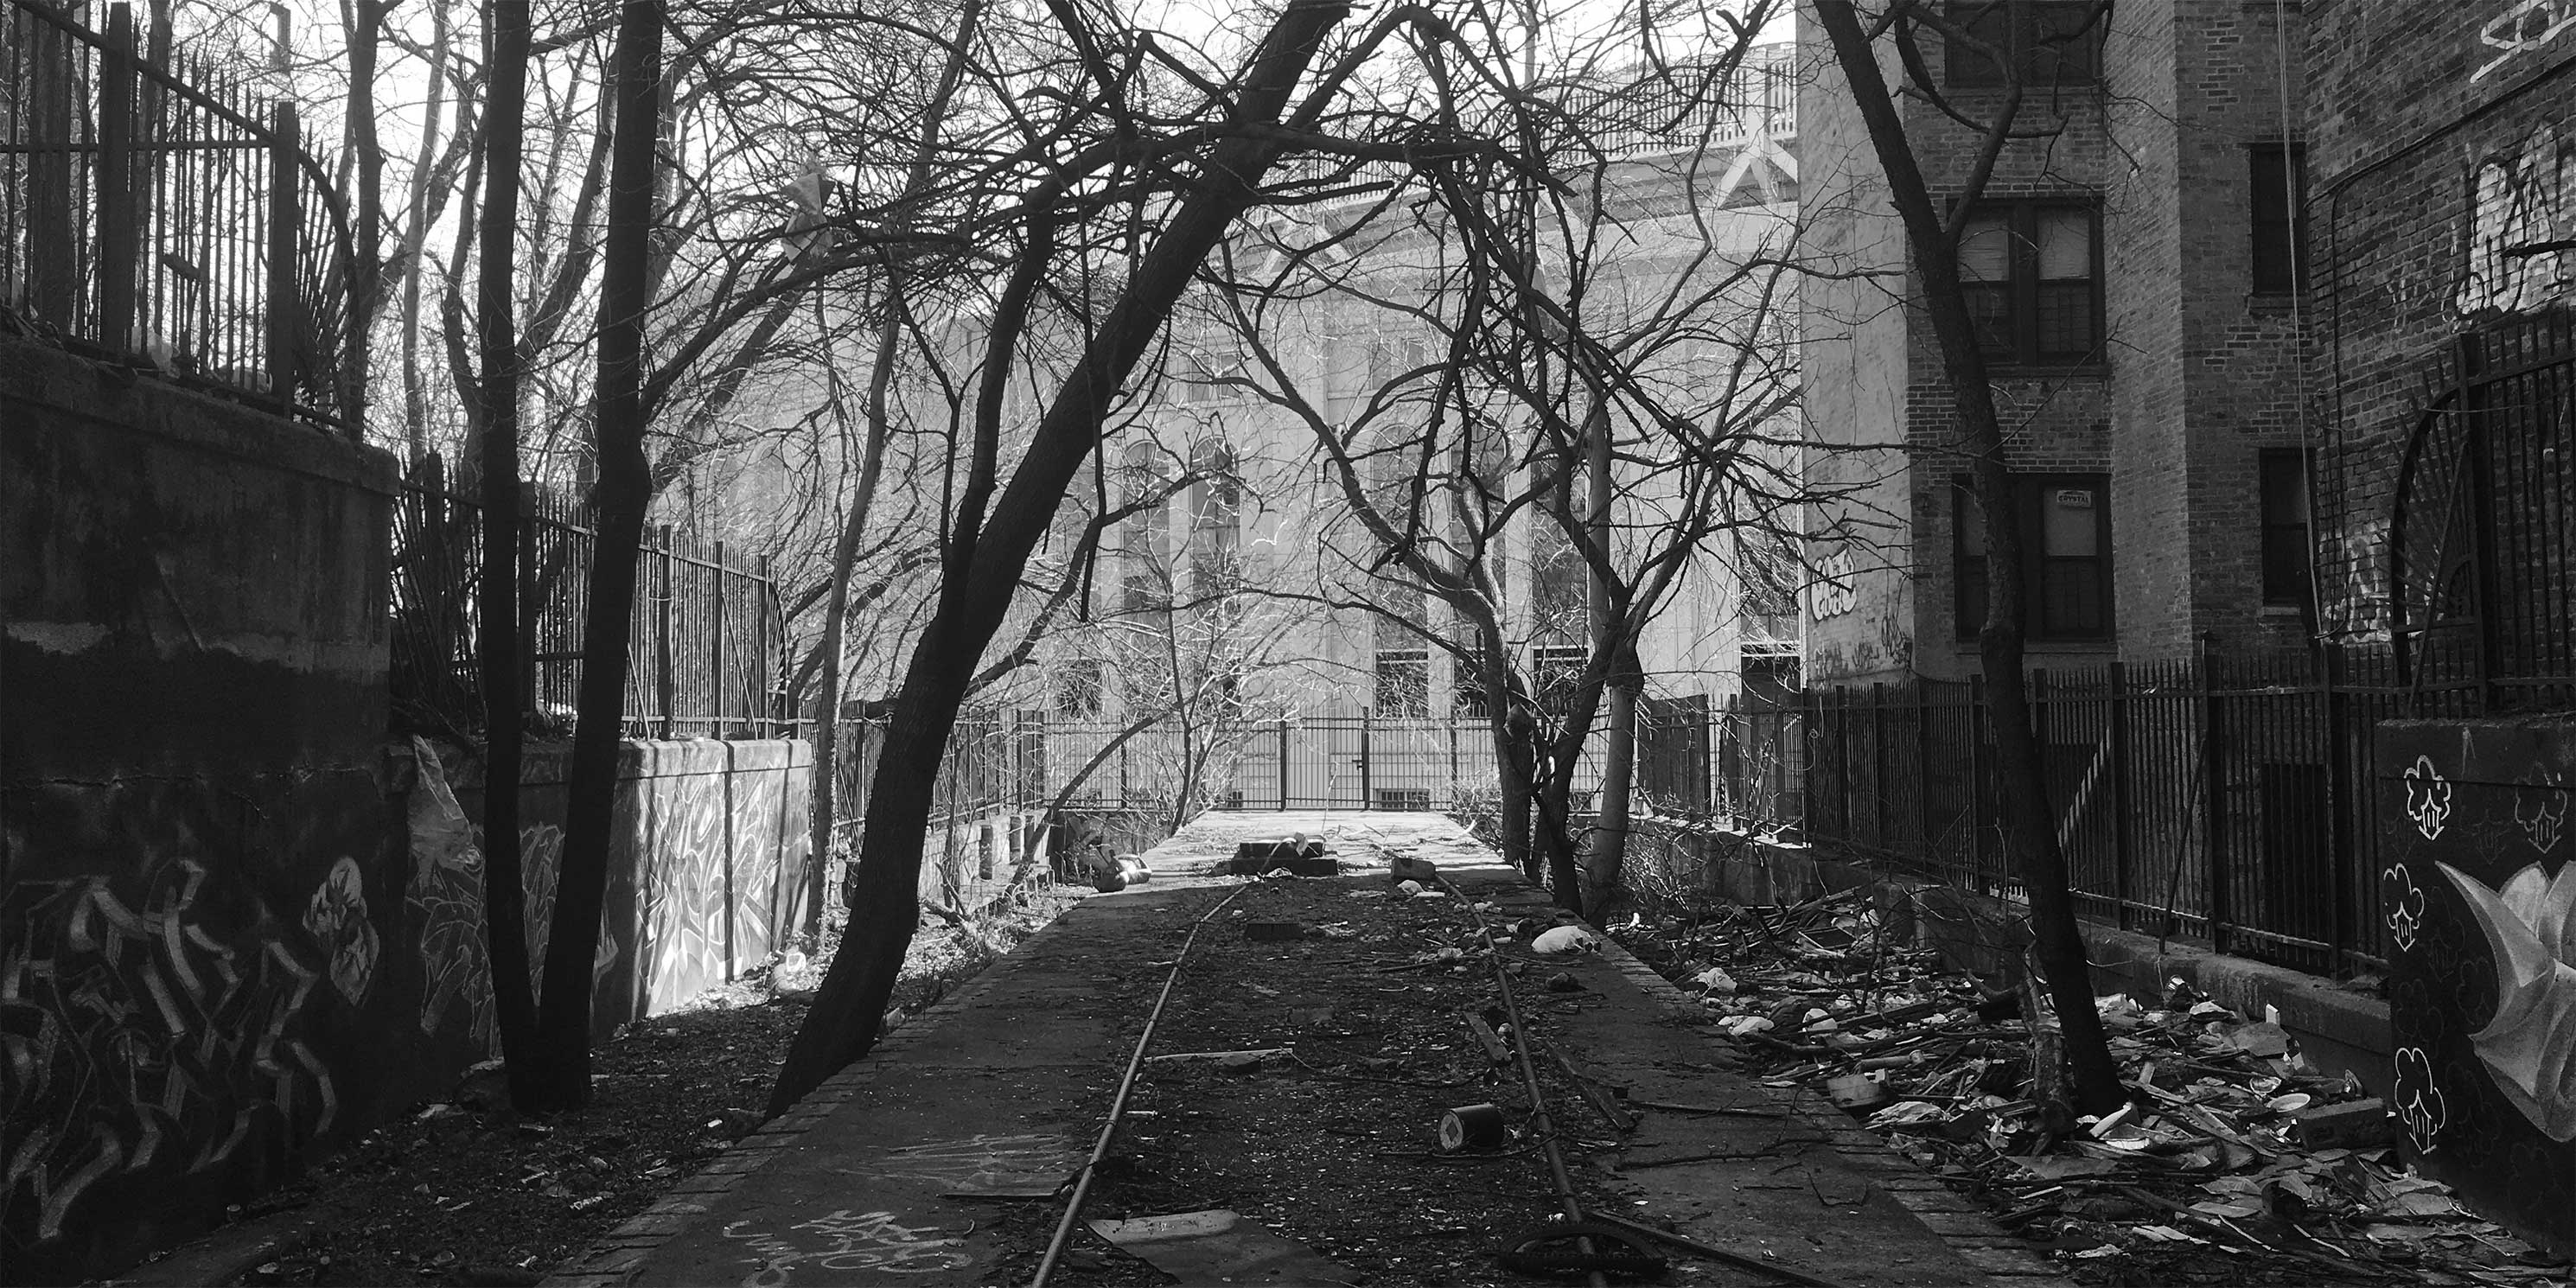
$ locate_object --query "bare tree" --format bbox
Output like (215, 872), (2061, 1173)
(1202, 11), (1808, 914)
(1811, 0), (2122, 1113)
(768, 0), (1371, 1115)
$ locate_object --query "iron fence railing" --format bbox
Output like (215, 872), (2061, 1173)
(1725, 647), (2433, 979)
(390, 454), (787, 739)
(0, 0), (351, 426)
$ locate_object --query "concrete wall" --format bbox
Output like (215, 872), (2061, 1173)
(1, 334), (815, 1282)
(2, 335), (415, 1282)
(2376, 719), (2574, 1259)
(422, 737), (814, 1045)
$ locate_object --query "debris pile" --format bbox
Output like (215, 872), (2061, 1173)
(1614, 889), (2574, 1285)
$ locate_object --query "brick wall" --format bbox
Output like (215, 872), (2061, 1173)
(1798, 0), (2317, 684)
(2306, 0), (2576, 642)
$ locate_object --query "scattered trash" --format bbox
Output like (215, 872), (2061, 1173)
(1608, 886), (2575, 1282)
(1087, 1208), (1354, 1285)
(1531, 926), (1602, 954)
(1144, 1048), (1290, 1072)
(1438, 1103), (1509, 1152)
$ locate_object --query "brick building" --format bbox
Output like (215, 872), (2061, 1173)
(2304, 0), (2576, 679)
(1798, 0), (2317, 684)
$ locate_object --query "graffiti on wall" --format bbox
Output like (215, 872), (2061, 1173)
(2, 858), (339, 1243)
(637, 759), (800, 1013)
(2385, 725), (2576, 1255)
(2476, 0), (2576, 85)
(1806, 550), (1858, 622)
(406, 736), (496, 1051)
(2456, 124), (2574, 318)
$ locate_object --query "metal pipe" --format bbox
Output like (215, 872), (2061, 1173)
(1030, 880), (1250, 1287)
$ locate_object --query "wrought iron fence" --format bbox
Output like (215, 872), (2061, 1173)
(0, 0), (351, 425)
(391, 454), (787, 739)
(1729, 647), (2422, 979)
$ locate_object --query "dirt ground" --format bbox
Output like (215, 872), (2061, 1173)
(966, 877), (1643, 1287)
(150, 889), (1081, 1288)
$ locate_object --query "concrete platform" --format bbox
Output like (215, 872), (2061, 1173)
(544, 812), (2069, 1287)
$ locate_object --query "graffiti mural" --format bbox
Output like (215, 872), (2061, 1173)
(405, 736), (496, 1051)
(2383, 722), (2576, 1257)
(2456, 124), (2574, 319)
(1, 858), (336, 1245)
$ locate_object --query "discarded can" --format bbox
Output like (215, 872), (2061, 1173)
(1438, 1103), (1508, 1152)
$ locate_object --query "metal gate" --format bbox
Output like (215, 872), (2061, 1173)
(2390, 309), (2576, 711)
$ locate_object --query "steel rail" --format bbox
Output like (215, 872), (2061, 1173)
(1438, 871), (1856, 1288)
(1030, 878), (1252, 1287)
(1437, 876), (1610, 1288)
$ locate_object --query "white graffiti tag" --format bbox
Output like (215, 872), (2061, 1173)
(2457, 125), (2575, 319)
(2476, 0), (2576, 84)
(725, 1209), (972, 1285)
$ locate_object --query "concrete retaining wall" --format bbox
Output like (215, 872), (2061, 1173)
(1625, 822), (2394, 1100)
(0, 334), (815, 1282)
(424, 737), (814, 1041)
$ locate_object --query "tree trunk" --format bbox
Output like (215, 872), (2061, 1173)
(399, 0), (450, 458)
(473, 0), (540, 1107)
(800, 0), (982, 940)
(803, 317), (899, 937)
(528, 0), (662, 1113)
(766, 0), (1352, 1117)
(1814, 0), (2124, 1115)
(1582, 392), (1634, 912)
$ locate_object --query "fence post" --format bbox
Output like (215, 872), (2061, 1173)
(1915, 678), (1937, 858)
(711, 539), (729, 737)
(98, 3), (137, 354)
(2200, 639), (2230, 953)
(1359, 707), (1373, 808)
(2107, 660), (2134, 929)
(1968, 673), (1990, 879)
(1870, 681), (1888, 847)
(1836, 686), (1852, 843)
(656, 527), (677, 739)
(1448, 720), (1461, 805)
(265, 102), (300, 411)
(2320, 643), (2350, 966)
(1278, 718), (1291, 810)
(758, 553), (775, 736)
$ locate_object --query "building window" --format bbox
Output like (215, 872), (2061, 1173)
(1374, 647), (1430, 717)
(1954, 475), (2112, 641)
(1533, 643), (1589, 716)
(1056, 659), (1104, 717)
(1187, 438), (1241, 599)
(1943, 1), (2104, 89)
(2260, 449), (2311, 609)
(1958, 202), (2101, 366)
(1120, 443), (1170, 615)
(2250, 143), (2308, 295)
